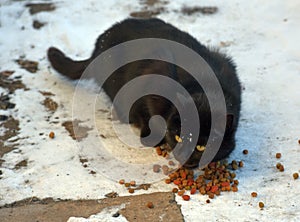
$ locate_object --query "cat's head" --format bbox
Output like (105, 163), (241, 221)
(165, 92), (235, 168)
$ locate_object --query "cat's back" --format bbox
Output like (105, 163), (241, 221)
(92, 18), (208, 58)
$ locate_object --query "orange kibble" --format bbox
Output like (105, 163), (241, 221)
(215, 190), (221, 196)
(259, 202), (264, 209)
(156, 147), (162, 155)
(208, 192), (214, 199)
(225, 186), (231, 191)
(210, 185), (219, 193)
(128, 188), (134, 193)
(180, 171), (187, 179)
(190, 187), (197, 195)
(238, 161), (244, 168)
(293, 173), (299, 179)
(49, 131), (55, 139)
(178, 184), (184, 190)
(172, 188), (178, 193)
(243, 149), (248, 155)
(165, 179), (171, 184)
(275, 153), (281, 159)
(146, 202), (154, 208)
(221, 182), (230, 187)
(279, 164), (284, 172)
(199, 187), (206, 195)
(173, 179), (181, 185)
(177, 190), (185, 196)
(182, 195), (190, 201)
(187, 180), (194, 186)
(232, 186), (238, 192)
(130, 181), (136, 186)
(251, 192), (258, 197)
(233, 180), (239, 185)
(119, 179), (125, 185)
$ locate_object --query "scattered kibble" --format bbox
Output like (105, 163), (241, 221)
(259, 202), (264, 209)
(128, 188), (134, 194)
(130, 181), (136, 186)
(182, 195), (190, 201)
(168, 160), (175, 166)
(243, 149), (248, 155)
(232, 186), (238, 192)
(165, 178), (171, 184)
(153, 164), (161, 173)
(231, 160), (239, 170)
(276, 163), (282, 169)
(124, 183), (130, 188)
(146, 202), (154, 208)
(275, 153), (281, 159)
(175, 135), (182, 143)
(156, 147), (162, 156)
(251, 192), (258, 197)
(293, 172), (299, 180)
(298, 139), (300, 145)
(177, 190), (185, 196)
(49, 131), (55, 139)
(196, 145), (206, 152)
(190, 187), (197, 195)
(165, 160), (242, 200)
(206, 199), (210, 204)
(172, 188), (178, 193)
(119, 179), (125, 185)
(208, 192), (214, 199)
(238, 161), (244, 168)
(162, 165), (169, 175)
(279, 165), (284, 172)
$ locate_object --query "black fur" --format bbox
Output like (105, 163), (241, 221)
(48, 18), (241, 168)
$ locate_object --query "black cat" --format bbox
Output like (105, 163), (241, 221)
(47, 18), (241, 168)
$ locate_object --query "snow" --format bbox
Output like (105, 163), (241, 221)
(0, 0), (300, 221)
(67, 204), (127, 222)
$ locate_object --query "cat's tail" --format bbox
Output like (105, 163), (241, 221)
(47, 47), (91, 80)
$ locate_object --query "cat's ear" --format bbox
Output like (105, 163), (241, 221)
(226, 114), (235, 133)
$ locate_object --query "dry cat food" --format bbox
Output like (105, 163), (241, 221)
(172, 188), (178, 193)
(182, 195), (190, 201)
(165, 160), (242, 200)
(275, 153), (282, 159)
(156, 146), (169, 158)
(146, 201), (154, 208)
(259, 201), (264, 209)
(242, 149), (248, 155)
(196, 145), (206, 152)
(175, 135), (182, 143)
(251, 192), (258, 197)
(49, 131), (55, 139)
(118, 180), (151, 194)
(130, 180), (136, 186)
(276, 163), (284, 172)
(153, 164), (161, 173)
(293, 172), (299, 180)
